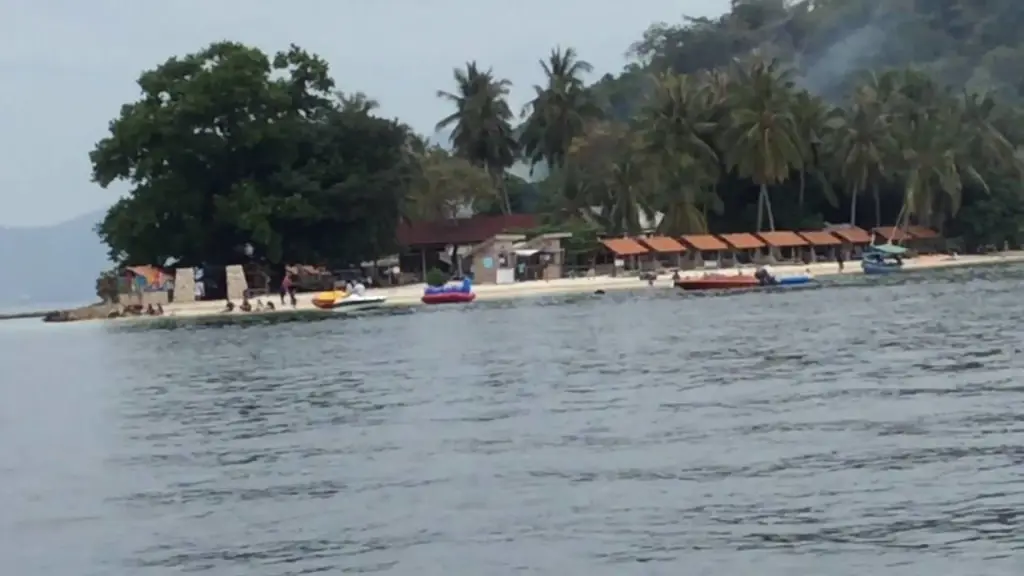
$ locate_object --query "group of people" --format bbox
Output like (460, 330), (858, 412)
(219, 272), (375, 314)
(220, 272), (305, 313)
(223, 295), (278, 313)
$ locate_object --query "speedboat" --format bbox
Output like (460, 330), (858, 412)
(311, 290), (387, 311)
(675, 268), (814, 292)
(674, 274), (759, 291)
(861, 243), (907, 274)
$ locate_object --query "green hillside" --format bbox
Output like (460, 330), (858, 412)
(593, 0), (1024, 113)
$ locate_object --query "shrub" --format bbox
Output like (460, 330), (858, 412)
(424, 267), (447, 287)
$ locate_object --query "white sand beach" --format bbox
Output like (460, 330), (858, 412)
(146, 251), (1024, 321)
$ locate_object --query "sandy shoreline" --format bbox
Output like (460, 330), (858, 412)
(131, 251), (1024, 322)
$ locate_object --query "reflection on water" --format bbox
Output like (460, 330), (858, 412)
(2, 266), (1024, 574)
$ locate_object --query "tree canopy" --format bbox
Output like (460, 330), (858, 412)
(91, 2), (1024, 269)
(91, 42), (416, 269)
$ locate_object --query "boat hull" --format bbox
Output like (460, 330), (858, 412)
(421, 292), (476, 305)
(311, 292), (387, 311)
(861, 260), (903, 274)
(675, 276), (759, 291)
(675, 274), (814, 291)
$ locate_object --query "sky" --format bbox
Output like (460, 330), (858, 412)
(0, 0), (729, 227)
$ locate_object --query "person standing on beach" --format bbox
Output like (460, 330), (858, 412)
(836, 246), (845, 272)
(287, 276), (298, 308)
(280, 274), (292, 305)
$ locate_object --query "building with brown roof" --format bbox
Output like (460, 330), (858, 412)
(638, 236), (686, 267)
(757, 231), (809, 261)
(395, 214), (570, 284)
(678, 235), (728, 269)
(719, 233), (765, 264)
(797, 230), (842, 263)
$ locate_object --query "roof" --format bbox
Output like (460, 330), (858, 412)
(873, 226), (911, 241)
(758, 231), (808, 247)
(867, 243), (908, 255)
(600, 238), (649, 256)
(826, 225), (871, 244)
(397, 214), (538, 246)
(680, 234), (728, 251)
(125, 266), (171, 285)
(907, 225), (939, 239)
(798, 231), (841, 246)
(639, 236), (686, 253)
(286, 264), (329, 276)
(719, 233), (765, 250)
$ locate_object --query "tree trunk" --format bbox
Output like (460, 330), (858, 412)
(798, 170), (806, 212)
(849, 185), (859, 226)
(761, 183), (776, 231)
(872, 181), (881, 228)
(755, 185), (764, 232)
(492, 170), (511, 214)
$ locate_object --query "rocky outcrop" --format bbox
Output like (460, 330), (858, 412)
(42, 303), (125, 323)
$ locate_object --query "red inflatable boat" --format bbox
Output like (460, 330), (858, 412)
(421, 292), (477, 305)
(674, 275), (759, 291)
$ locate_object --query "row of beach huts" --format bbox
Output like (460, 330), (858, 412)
(593, 225), (941, 271)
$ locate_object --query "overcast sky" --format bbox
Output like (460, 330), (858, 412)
(0, 0), (729, 227)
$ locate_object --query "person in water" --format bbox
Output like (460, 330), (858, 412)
(265, 300), (275, 311)
(239, 294), (252, 312)
(754, 265), (777, 286)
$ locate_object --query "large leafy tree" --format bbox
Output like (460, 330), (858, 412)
(406, 146), (496, 220)
(91, 41), (412, 269)
(436, 62), (518, 213)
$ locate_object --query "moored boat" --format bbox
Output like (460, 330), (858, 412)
(861, 243), (906, 274)
(674, 275), (759, 291)
(311, 290), (387, 311)
(675, 268), (814, 291)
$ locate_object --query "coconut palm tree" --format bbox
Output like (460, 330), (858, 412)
(519, 47), (603, 175)
(436, 62), (518, 213)
(719, 58), (803, 231)
(638, 71), (722, 233)
(832, 87), (896, 227)
(336, 90), (379, 114)
(790, 90), (838, 216)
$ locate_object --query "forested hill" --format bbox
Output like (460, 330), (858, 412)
(591, 0), (1024, 115)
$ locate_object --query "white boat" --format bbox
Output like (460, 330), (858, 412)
(311, 290), (387, 312)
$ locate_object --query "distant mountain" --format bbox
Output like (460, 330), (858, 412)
(0, 210), (110, 309)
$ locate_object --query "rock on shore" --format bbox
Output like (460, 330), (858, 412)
(42, 303), (124, 323)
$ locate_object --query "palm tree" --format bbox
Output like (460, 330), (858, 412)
(790, 91), (838, 216)
(720, 58), (803, 231)
(638, 71), (722, 233)
(336, 91), (379, 114)
(565, 121), (654, 234)
(833, 87), (895, 227)
(519, 47), (602, 175)
(436, 62), (518, 214)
